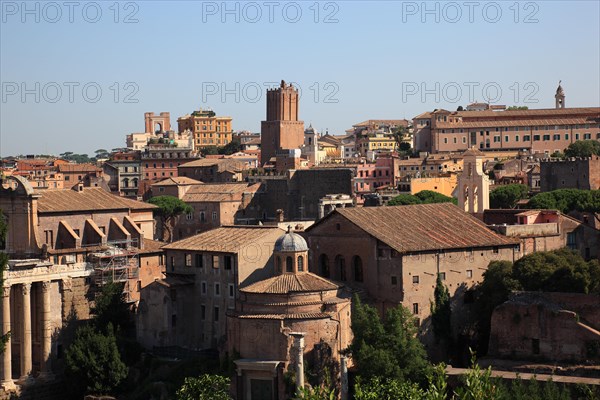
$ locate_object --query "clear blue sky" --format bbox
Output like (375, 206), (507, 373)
(1, 0), (599, 156)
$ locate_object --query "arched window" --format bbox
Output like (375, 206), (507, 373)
(276, 256), (282, 273)
(319, 254), (330, 278)
(122, 178), (129, 188)
(335, 255), (346, 281)
(353, 256), (363, 282)
(297, 255), (304, 272)
(286, 256), (293, 272)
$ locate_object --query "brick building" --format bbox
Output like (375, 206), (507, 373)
(103, 151), (143, 198)
(136, 226), (284, 351)
(178, 158), (247, 183)
(413, 86), (600, 154)
(260, 81), (305, 166)
(484, 209), (600, 260)
(540, 156), (600, 191)
(305, 203), (520, 345)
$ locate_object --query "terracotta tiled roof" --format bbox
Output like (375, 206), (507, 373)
(314, 203), (518, 253)
(179, 158), (245, 171)
(236, 312), (332, 320)
(353, 119), (409, 127)
(240, 272), (339, 294)
(151, 177), (202, 186)
(162, 226), (283, 252)
(456, 107), (599, 118)
(57, 163), (101, 172)
(36, 187), (156, 213)
(181, 183), (260, 202)
(462, 147), (485, 157)
(435, 117), (598, 129)
(140, 238), (166, 254)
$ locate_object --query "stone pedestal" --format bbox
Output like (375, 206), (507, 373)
(1, 285), (16, 391)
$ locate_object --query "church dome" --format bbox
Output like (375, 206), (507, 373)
(274, 227), (308, 252)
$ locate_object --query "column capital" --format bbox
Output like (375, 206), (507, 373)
(41, 281), (51, 293)
(21, 282), (31, 296)
(1, 285), (10, 298)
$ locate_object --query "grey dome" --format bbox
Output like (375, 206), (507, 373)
(275, 227), (308, 252)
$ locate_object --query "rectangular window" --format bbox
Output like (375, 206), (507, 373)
(185, 254), (192, 267)
(201, 305), (206, 320)
(391, 276), (397, 285)
(212, 211), (218, 221)
(533, 135), (540, 141)
(412, 275), (419, 284)
(524, 135), (531, 141)
(229, 284), (235, 298)
(215, 283), (220, 296)
(224, 255), (232, 270)
(504, 136), (509, 142)
(515, 135), (519, 142)
(567, 232), (577, 250)
(171, 314), (177, 328)
(543, 135), (550, 141)
(195, 254), (203, 268)
(213, 255), (220, 269)
(214, 306), (219, 322)
(170, 256), (175, 271)
(201, 281), (207, 294)
(438, 272), (446, 281)
(412, 303), (419, 315)
(553, 134), (560, 141)
(584, 133), (591, 140)
(466, 270), (473, 278)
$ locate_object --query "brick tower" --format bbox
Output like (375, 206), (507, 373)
(260, 80), (305, 166)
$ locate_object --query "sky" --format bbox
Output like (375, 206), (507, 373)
(1, 0), (599, 156)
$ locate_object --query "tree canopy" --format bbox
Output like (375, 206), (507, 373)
(65, 324), (128, 396)
(489, 184), (528, 209)
(91, 282), (133, 333)
(430, 276), (452, 345)
(564, 140), (600, 158)
(148, 196), (193, 242)
(348, 296), (431, 385)
(388, 191), (456, 206)
(176, 374), (232, 400)
(527, 189), (600, 213)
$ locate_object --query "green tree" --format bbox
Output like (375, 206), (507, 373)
(0, 210), (9, 354)
(148, 196), (193, 242)
(354, 376), (424, 400)
(528, 189), (600, 213)
(506, 106), (529, 110)
(430, 276), (452, 344)
(388, 194), (422, 206)
(198, 146), (219, 156)
(564, 140), (600, 158)
(489, 184), (528, 209)
(65, 324), (128, 396)
(219, 138), (242, 155)
(176, 374), (232, 400)
(453, 351), (499, 400)
(415, 190), (457, 205)
(349, 296), (431, 385)
(92, 282), (132, 333)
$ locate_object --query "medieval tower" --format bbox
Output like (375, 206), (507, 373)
(458, 147), (490, 215)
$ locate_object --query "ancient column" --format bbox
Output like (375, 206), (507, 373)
(1, 285), (16, 391)
(38, 281), (53, 380)
(290, 332), (305, 394)
(18, 283), (33, 384)
(340, 355), (348, 400)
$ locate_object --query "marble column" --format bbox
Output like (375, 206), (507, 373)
(18, 283), (33, 384)
(290, 332), (305, 394)
(1, 285), (16, 391)
(38, 281), (53, 381)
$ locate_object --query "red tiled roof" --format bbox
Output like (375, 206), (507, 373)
(181, 182), (260, 202)
(240, 272), (339, 294)
(36, 187), (156, 213)
(235, 312), (333, 320)
(311, 203), (518, 253)
(151, 177), (202, 186)
(162, 226), (283, 252)
(435, 117), (598, 129)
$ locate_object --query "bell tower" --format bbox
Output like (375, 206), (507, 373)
(555, 81), (565, 109)
(458, 147), (490, 216)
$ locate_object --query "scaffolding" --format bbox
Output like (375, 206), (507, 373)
(87, 238), (140, 303)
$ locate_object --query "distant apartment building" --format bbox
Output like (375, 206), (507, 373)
(351, 119), (410, 158)
(177, 108), (233, 148)
(354, 157), (394, 201)
(413, 84), (600, 154)
(394, 152), (464, 179)
(397, 173), (458, 198)
(540, 156), (600, 191)
(103, 151), (143, 198)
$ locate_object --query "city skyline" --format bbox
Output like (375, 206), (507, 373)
(1, 1), (599, 156)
